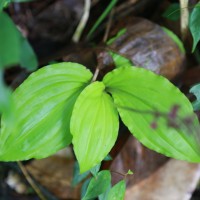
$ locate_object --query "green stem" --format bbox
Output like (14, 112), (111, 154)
(87, 0), (118, 40)
(72, 0), (91, 42)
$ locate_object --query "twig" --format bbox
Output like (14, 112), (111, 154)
(110, 170), (133, 180)
(72, 0), (91, 43)
(179, 0), (189, 40)
(91, 68), (100, 82)
(110, 170), (126, 177)
(91, 50), (110, 82)
(17, 161), (47, 200)
(103, 9), (115, 43)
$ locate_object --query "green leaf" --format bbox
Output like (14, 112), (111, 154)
(106, 28), (133, 69)
(19, 35), (38, 71)
(71, 82), (119, 173)
(0, 11), (38, 70)
(81, 178), (91, 199)
(109, 51), (133, 69)
(0, 62), (93, 161)
(107, 180), (126, 200)
(162, 3), (180, 21)
(82, 170), (111, 200)
(98, 183), (111, 200)
(0, 12), (20, 68)
(162, 27), (185, 53)
(127, 169), (133, 175)
(72, 162), (90, 186)
(104, 154), (112, 161)
(0, 70), (13, 121)
(106, 28), (127, 45)
(0, 0), (10, 10)
(190, 3), (200, 52)
(103, 66), (200, 162)
(190, 84), (200, 111)
(90, 163), (101, 177)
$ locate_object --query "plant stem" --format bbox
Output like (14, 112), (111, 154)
(103, 9), (114, 43)
(110, 170), (126, 177)
(91, 67), (100, 82)
(17, 161), (47, 200)
(179, 0), (189, 40)
(72, 0), (91, 43)
(87, 0), (118, 40)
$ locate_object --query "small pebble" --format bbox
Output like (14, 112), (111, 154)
(6, 171), (28, 194)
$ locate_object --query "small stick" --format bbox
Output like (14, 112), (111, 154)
(103, 8), (115, 43)
(72, 0), (91, 43)
(179, 0), (189, 40)
(91, 68), (100, 82)
(17, 161), (47, 200)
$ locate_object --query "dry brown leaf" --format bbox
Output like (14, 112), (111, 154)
(125, 159), (200, 200)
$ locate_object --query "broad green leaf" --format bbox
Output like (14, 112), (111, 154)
(162, 27), (185, 53)
(190, 84), (200, 111)
(103, 66), (200, 162)
(162, 3), (180, 21)
(107, 180), (126, 200)
(82, 170), (111, 200)
(71, 82), (119, 173)
(0, 62), (92, 161)
(190, 3), (200, 52)
(0, 11), (38, 70)
(0, 12), (20, 68)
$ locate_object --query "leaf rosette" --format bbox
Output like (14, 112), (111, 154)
(0, 63), (200, 172)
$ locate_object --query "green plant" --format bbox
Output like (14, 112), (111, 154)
(163, 1), (200, 52)
(1, 1), (200, 199)
(0, 61), (200, 198)
(190, 84), (200, 111)
(0, 7), (38, 118)
(189, 3), (200, 52)
(87, 0), (118, 40)
(162, 3), (180, 21)
(0, 8), (38, 140)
